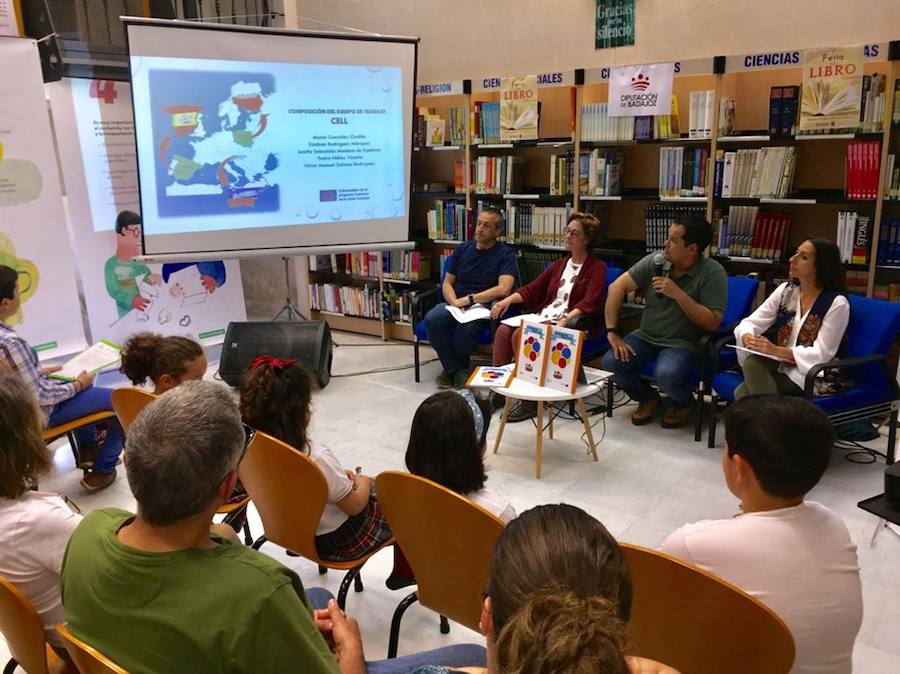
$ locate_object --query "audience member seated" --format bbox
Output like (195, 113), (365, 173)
(602, 216), (727, 429)
(426, 206), (517, 389)
(119, 332), (207, 394)
(239, 356), (392, 562)
(0, 369), (81, 647)
(408, 504), (679, 674)
(733, 238), (849, 399)
(0, 264), (123, 492)
(661, 395), (862, 674)
(490, 212), (607, 421)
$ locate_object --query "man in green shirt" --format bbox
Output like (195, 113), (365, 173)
(59, 381), (358, 673)
(103, 210), (161, 319)
(603, 215), (727, 428)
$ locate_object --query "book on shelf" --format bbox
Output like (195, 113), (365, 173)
(426, 117), (446, 147)
(381, 286), (417, 323)
(471, 155), (523, 194)
(427, 199), (468, 241)
(893, 80), (900, 126)
(858, 73), (886, 133)
(507, 203), (572, 247)
(845, 140), (882, 200)
(714, 147), (797, 199)
(472, 101), (502, 144)
(876, 218), (900, 266)
(644, 202), (707, 250)
(835, 211), (871, 265)
(549, 151), (577, 195)
(658, 146), (709, 198)
(711, 208), (790, 261)
(767, 86), (800, 138)
(718, 97), (736, 136)
(885, 153), (899, 200)
(383, 250), (432, 281)
(580, 148), (623, 196)
(448, 105), (467, 145)
(580, 102), (635, 142)
(310, 282), (381, 318)
(688, 90), (714, 139)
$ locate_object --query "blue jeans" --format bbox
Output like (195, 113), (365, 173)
(424, 302), (488, 374)
(48, 387), (123, 474)
(367, 644), (487, 674)
(601, 334), (696, 408)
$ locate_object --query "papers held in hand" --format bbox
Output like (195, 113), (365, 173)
(49, 340), (122, 381)
(445, 303), (491, 324)
(727, 344), (792, 363)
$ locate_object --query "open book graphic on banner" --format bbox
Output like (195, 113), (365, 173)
(514, 320), (551, 386)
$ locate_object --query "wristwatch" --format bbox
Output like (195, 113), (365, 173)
(606, 325), (620, 334)
(468, 294), (475, 307)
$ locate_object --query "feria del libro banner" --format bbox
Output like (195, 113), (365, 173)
(0, 37), (88, 358)
(47, 77), (247, 348)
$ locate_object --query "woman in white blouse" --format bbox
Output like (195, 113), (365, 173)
(734, 238), (849, 399)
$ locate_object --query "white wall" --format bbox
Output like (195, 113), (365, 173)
(287, 1), (899, 81)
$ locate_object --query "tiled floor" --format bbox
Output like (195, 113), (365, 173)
(3, 330), (898, 671)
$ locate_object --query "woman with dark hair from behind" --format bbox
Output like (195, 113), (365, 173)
(733, 237), (850, 398)
(408, 504), (678, 674)
(119, 332), (207, 394)
(239, 357), (392, 562)
(0, 368), (82, 647)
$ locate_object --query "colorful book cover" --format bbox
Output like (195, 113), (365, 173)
(800, 46), (864, 133)
(544, 325), (584, 394)
(500, 77), (539, 142)
(466, 365), (514, 389)
(514, 321), (551, 386)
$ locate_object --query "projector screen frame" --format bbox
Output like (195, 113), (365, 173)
(121, 16), (420, 260)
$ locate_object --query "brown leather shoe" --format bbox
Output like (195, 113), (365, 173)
(81, 468), (116, 493)
(631, 393), (661, 425)
(661, 401), (694, 429)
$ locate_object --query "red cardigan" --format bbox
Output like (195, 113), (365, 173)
(516, 255), (608, 337)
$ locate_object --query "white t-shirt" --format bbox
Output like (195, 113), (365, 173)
(734, 283), (850, 390)
(660, 501), (862, 674)
(466, 487), (516, 523)
(539, 258), (583, 321)
(307, 441), (353, 535)
(0, 491), (82, 645)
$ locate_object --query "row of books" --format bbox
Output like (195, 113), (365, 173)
(580, 149), (623, 196)
(835, 211), (871, 265)
(310, 283), (381, 319)
(549, 152), (576, 195)
(859, 73), (888, 134)
(644, 203), (706, 250)
(886, 154), (900, 200)
(876, 219), (900, 266)
(658, 146), (709, 198)
(506, 203), (574, 247)
(414, 107), (447, 148)
(845, 140), (883, 200)
(310, 252), (380, 277)
(580, 103), (637, 142)
(871, 283), (900, 303)
(517, 250), (566, 285)
(472, 101), (502, 144)
(710, 209), (791, 260)
(846, 270), (870, 297)
(687, 90), (715, 139)
(471, 155), (524, 194)
(381, 287), (416, 323)
(768, 86), (800, 137)
(427, 199), (469, 241)
(713, 147), (797, 199)
(894, 80), (900, 126)
(383, 250), (432, 281)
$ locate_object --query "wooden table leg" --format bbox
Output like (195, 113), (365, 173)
(493, 396), (512, 455)
(578, 398), (598, 462)
(535, 401), (544, 479)
(548, 406), (554, 439)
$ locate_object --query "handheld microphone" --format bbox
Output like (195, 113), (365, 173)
(653, 252), (666, 296)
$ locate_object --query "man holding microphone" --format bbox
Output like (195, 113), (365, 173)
(602, 215), (727, 428)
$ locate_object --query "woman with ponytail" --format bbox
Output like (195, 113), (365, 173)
(239, 356), (392, 561)
(410, 504), (679, 674)
(119, 332), (206, 394)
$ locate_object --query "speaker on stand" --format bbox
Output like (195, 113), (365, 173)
(218, 321), (333, 388)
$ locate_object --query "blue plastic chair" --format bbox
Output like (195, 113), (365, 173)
(603, 274), (759, 441)
(708, 295), (900, 462)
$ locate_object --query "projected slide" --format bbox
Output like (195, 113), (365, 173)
(133, 57), (406, 235)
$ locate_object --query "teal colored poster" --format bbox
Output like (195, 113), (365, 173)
(595, 0), (635, 49)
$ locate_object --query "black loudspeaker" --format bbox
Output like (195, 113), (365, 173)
(218, 321), (333, 388)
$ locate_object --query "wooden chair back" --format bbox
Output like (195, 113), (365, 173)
(110, 388), (156, 432)
(55, 624), (129, 674)
(621, 543), (795, 674)
(375, 471), (505, 631)
(42, 412), (117, 444)
(238, 430), (329, 564)
(0, 575), (54, 674)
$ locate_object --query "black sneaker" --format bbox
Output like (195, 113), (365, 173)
(435, 370), (454, 389)
(507, 400), (538, 423)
